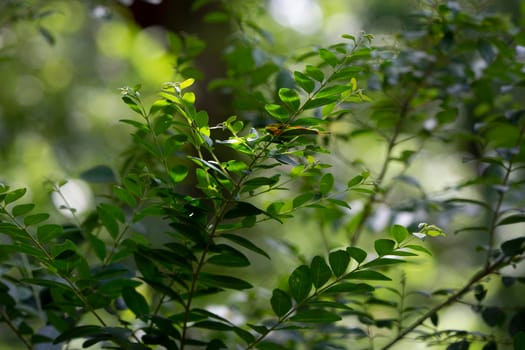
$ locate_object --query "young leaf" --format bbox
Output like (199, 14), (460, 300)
(290, 309), (342, 323)
(288, 265), (312, 302)
(329, 250), (350, 277)
(310, 256), (332, 288)
(271, 289), (292, 318)
(122, 286), (149, 317)
(391, 225), (408, 244)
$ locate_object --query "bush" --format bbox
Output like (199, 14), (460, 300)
(0, 1), (524, 349)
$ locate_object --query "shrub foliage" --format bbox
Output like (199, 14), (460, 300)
(1, 1), (524, 349)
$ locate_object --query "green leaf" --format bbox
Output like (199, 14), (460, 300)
(391, 225), (408, 244)
(36, 224), (63, 243)
(319, 48), (338, 66)
(325, 282), (374, 294)
(264, 104), (289, 122)
(363, 258), (405, 268)
(278, 88), (300, 112)
(316, 85), (351, 99)
(347, 247), (367, 264)
(224, 202), (265, 219)
(122, 286), (149, 317)
(207, 247), (250, 267)
(271, 289), (292, 318)
(303, 97), (338, 110)
(11, 203), (35, 217)
(80, 165), (116, 183)
(405, 244), (432, 256)
(24, 213), (50, 226)
(170, 165), (189, 183)
(192, 321), (231, 331)
(4, 188), (27, 204)
(242, 175), (280, 193)
(375, 239), (395, 256)
(294, 71), (315, 93)
(97, 204), (122, 239)
(305, 65), (324, 82)
(310, 256), (332, 288)
(221, 233), (270, 259)
(113, 186), (136, 207)
(200, 273), (252, 290)
(290, 309), (342, 323)
(497, 214), (525, 226)
(329, 250), (350, 277)
(501, 237), (525, 257)
(344, 270), (391, 281)
(319, 173), (334, 195)
(288, 265), (312, 302)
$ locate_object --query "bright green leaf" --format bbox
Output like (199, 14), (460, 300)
(278, 88), (300, 111)
(264, 104), (289, 122)
(294, 71), (315, 93)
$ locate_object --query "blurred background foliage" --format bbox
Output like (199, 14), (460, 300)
(1, 0), (524, 348)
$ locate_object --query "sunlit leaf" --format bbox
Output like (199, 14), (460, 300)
(278, 88), (300, 111)
(294, 71), (315, 93)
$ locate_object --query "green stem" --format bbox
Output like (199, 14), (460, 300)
(379, 255), (508, 350)
(0, 308), (32, 350)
